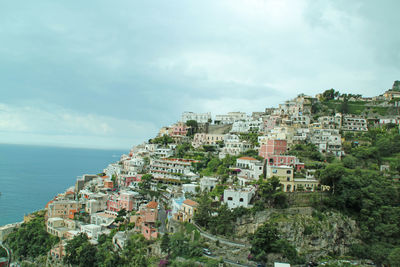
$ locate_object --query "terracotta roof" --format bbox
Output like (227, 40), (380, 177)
(183, 199), (199, 207)
(45, 200), (54, 209)
(146, 201), (158, 209)
(238, 156), (257, 161)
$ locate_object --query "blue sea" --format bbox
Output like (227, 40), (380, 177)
(0, 144), (125, 226)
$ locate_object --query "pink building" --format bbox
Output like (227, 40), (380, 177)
(266, 155), (295, 166)
(171, 122), (188, 136)
(265, 155), (305, 171)
(259, 140), (287, 159)
(119, 175), (142, 187)
(119, 191), (136, 211)
(107, 195), (120, 212)
(107, 191), (137, 212)
(136, 201), (159, 240)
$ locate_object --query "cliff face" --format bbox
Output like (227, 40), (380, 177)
(234, 207), (360, 259)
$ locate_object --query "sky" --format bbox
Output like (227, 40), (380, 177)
(0, 0), (399, 149)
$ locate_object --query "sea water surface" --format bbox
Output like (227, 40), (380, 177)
(0, 144), (125, 226)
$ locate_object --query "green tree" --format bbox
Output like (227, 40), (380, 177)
(64, 233), (97, 267)
(250, 222), (280, 263)
(161, 233), (171, 254)
(256, 176), (284, 208)
(210, 204), (234, 235)
(250, 222), (303, 264)
(111, 174), (117, 186)
(186, 120), (198, 136)
(0, 247), (7, 258)
(151, 135), (174, 146)
(388, 247), (400, 267)
(321, 88), (339, 101)
(115, 208), (127, 223)
(194, 193), (212, 227)
(120, 234), (150, 266)
(139, 174), (153, 194)
(5, 212), (59, 260)
(175, 142), (192, 158)
(340, 96), (349, 114)
(342, 155), (357, 169)
(319, 164), (346, 194)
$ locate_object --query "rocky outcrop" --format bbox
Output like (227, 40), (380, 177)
(234, 207), (360, 260)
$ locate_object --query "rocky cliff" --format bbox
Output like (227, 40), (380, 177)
(234, 207), (360, 260)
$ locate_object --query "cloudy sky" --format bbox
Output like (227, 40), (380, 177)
(0, 0), (399, 149)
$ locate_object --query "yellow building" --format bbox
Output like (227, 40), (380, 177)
(174, 199), (198, 223)
(266, 165), (294, 192)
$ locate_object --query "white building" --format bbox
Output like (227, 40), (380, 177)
(291, 114), (311, 126)
(230, 119), (262, 133)
(113, 231), (129, 249)
(215, 112), (248, 124)
(123, 157), (145, 174)
(103, 163), (122, 179)
(182, 183), (198, 194)
(149, 158), (199, 182)
(236, 157), (264, 181)
(47, 217), (69, 238)
(223, 187), (256, 209)
(200, 177), (218, 192)
(292, 128), (310, 142)
(90, 211), (116, 227)
(342, 115), (368, 131)
(80, 224), (102, 240)
(318, 113), (342, 129)
(220, 134), (252, 157)
(181, 112), (211, 123)
(192, 133), (225, 148)
(155, 147), (174, 158)
(86, 199), (106, 215)
(310, 129), (343, 156)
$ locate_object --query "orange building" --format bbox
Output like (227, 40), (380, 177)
(132, 201), (159, 240)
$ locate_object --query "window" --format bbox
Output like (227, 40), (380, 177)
(286, 170), (291, 174)
(239, 198), (244, 202)
(227, 197), (233, 201)
(287, 177), (290, 181)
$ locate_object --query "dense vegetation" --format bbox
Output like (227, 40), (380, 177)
(64, 232), (152, 267)
(194, 177), (288, 236)
(0, 247), (7, 258)
(250, 222), (304, 264)
(5, 211), (59, 261)
(316, 127), (400, 265)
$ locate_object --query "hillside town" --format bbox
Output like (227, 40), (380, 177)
(1, 81), (400, 267)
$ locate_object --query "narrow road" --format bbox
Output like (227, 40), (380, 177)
(158, 206), (167, 234)
(204, 253), (253, 267)
(0, 241), (11, 267)
(193, 223), (248, 248)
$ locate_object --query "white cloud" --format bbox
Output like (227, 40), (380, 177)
(0, 0), (399, 149)
(0, 102), (158, 149)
